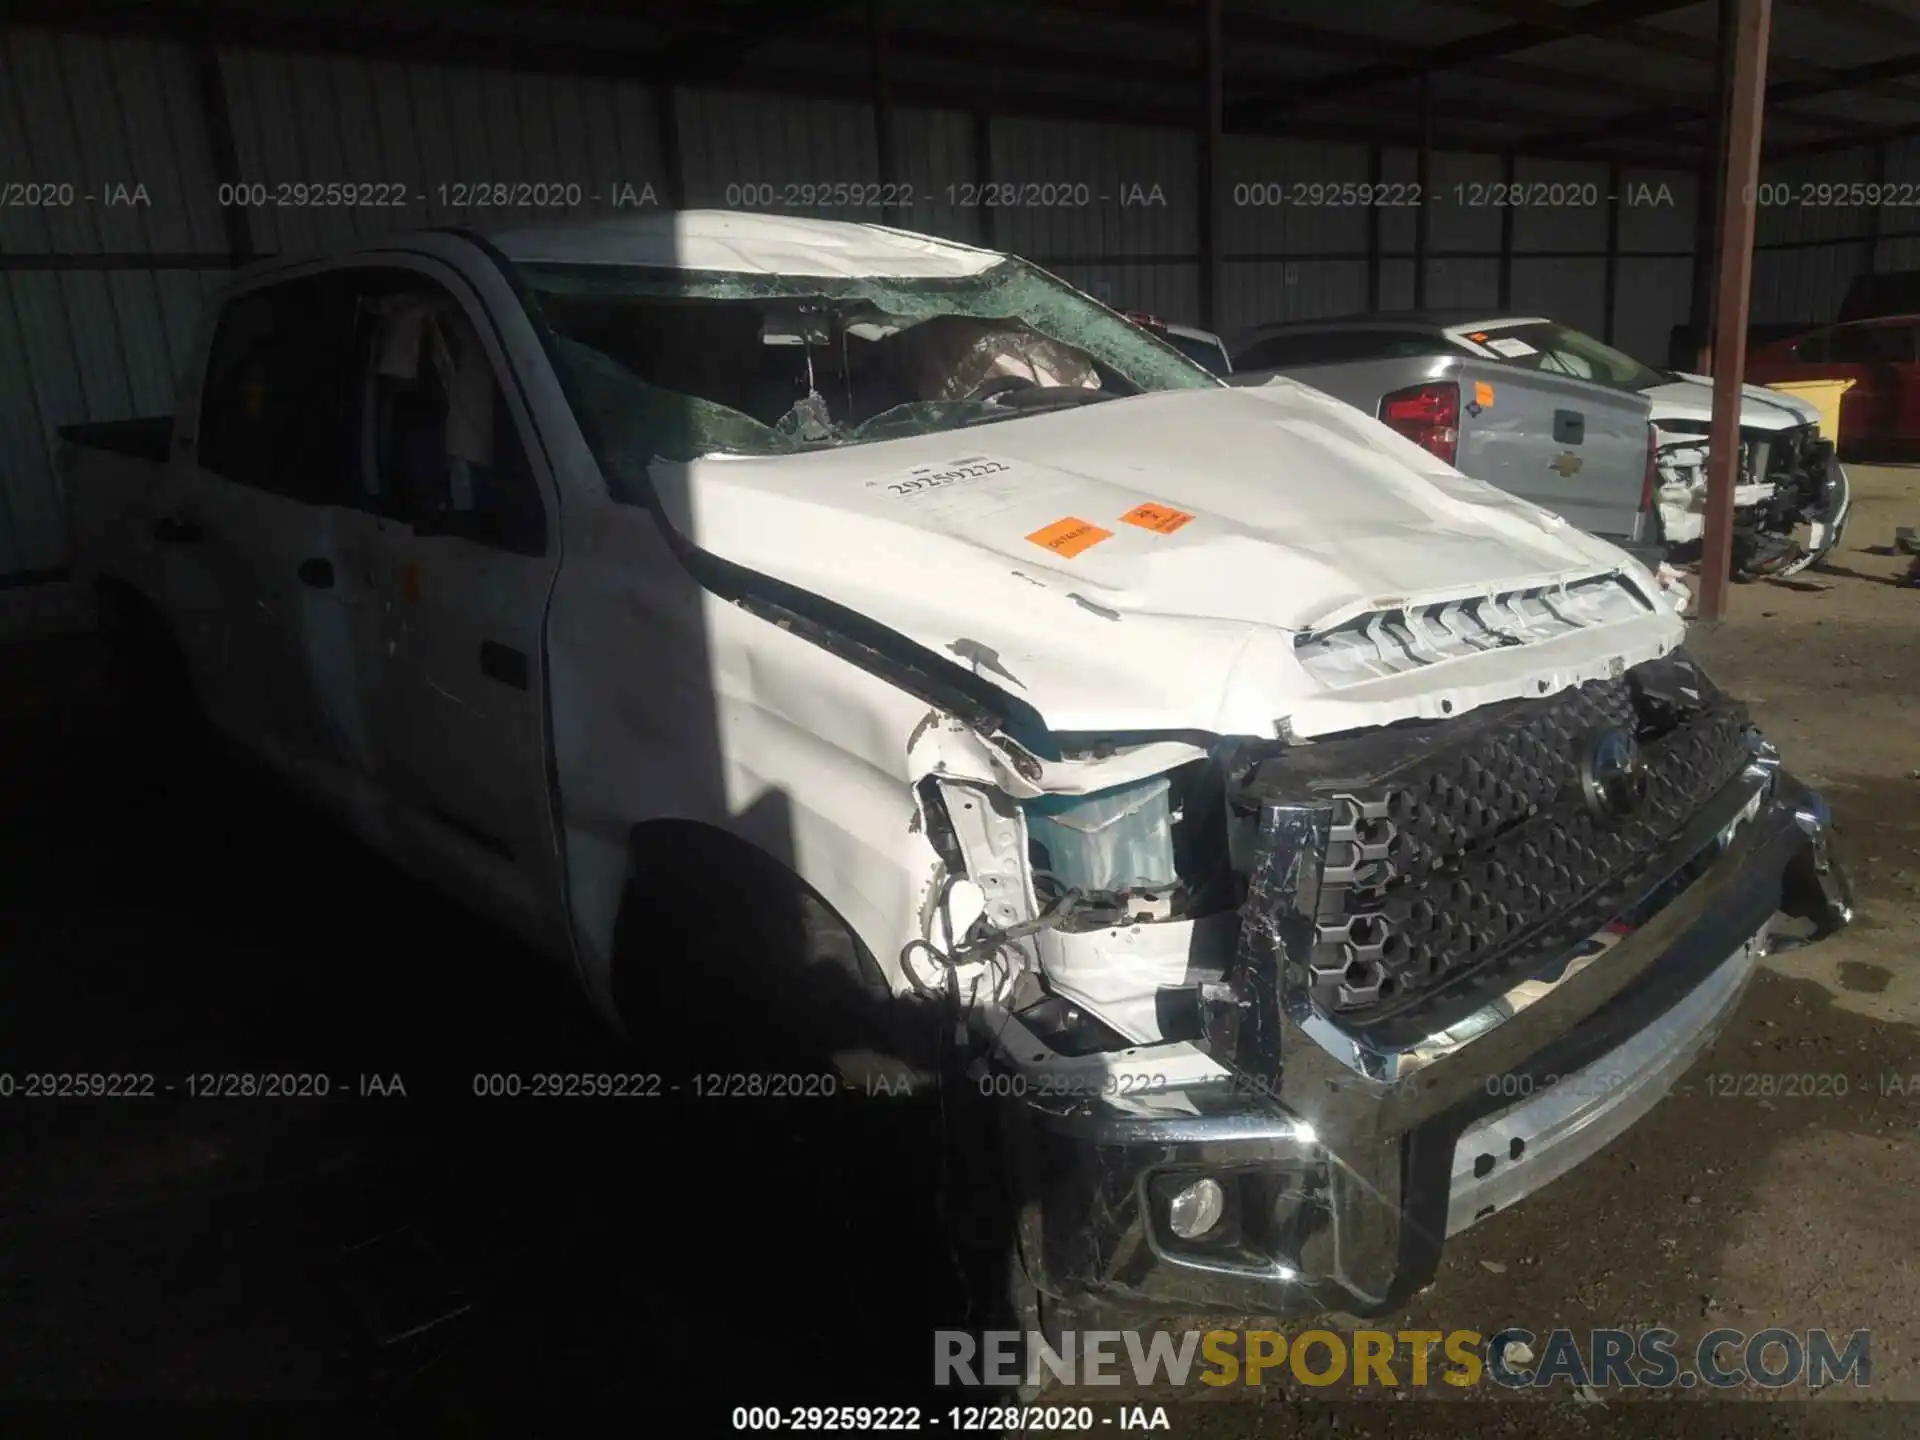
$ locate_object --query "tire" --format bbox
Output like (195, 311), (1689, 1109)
(608, 824), (929, 1078)
(95, 581), (203, 765)
(1773, 463), (1852, 578)
(1003, 1211), (1077, 1401)
(607, 829), (977, 1400)
(977, 1098), (1133, 1402)
(1797, 464), (1843, 572)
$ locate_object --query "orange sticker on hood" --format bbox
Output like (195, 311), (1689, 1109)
(1474, 380), (1495, 408)
(1120, 502), (1194, 534)
(1027, 517), (1113, 558)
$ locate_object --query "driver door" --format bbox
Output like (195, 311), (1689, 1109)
(345, 269), (566, 947)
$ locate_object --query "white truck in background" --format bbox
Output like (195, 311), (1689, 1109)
(62, 212), (1852, 1337)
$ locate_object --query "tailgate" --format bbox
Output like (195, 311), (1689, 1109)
(1449, 358), (1651, 542)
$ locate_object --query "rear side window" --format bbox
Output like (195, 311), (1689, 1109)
(1234, 329), (1447, 371)
(357, 289), (548, 556)
(197, 273), (359, 500)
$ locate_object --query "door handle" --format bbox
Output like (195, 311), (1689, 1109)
(153, 515), (203, 544)
(298, 557), (335, 589)
(1552, 409), (1586, 445)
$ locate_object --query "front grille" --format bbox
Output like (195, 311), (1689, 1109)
(1292, 576), (1654, 689)
(1238, 651), (1753, 1020)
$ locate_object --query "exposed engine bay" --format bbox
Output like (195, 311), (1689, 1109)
(1653, 421), (1851, 579)
(908, 647), (1747, 1078)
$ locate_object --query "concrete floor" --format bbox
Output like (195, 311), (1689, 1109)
(1, 469), (1916, 1434)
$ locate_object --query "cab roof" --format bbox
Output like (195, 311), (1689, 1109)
(484, 209), (1005, 279)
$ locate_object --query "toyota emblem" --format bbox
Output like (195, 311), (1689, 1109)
(1580, 726), (1649, 824)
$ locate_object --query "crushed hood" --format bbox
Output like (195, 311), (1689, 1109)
(650, 382), (1673, 735)
(1646, 372), (1821, 431)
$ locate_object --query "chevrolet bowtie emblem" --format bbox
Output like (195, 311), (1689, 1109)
(1549, 451), (1584, 478)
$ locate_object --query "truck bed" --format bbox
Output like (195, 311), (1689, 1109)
(58, 416), (174, 464)
(1233, 356), (1652, 546)
(60, 418), (173, 603)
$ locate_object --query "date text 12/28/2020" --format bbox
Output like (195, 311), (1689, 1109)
(0, 1072), (406, 1098)
(1229, 181), (1681, 208)
(729, 1404), (1170, 1432)
(719, 182), (1172, 209)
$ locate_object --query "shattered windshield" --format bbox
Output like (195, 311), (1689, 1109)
(514, 257), (1220, 473)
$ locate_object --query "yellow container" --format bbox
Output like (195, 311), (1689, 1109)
(1765, 378), (1855, 442)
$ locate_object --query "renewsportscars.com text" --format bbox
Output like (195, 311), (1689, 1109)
(934, 1326), (1871, 1391)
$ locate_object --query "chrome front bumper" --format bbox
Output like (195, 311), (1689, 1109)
(1444, 930), (1758, 1237)
(1004, 763), (1852, 1320)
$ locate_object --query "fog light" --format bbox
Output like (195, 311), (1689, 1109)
(1168, 1177), (1226, 1239)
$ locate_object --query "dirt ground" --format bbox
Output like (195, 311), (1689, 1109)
(0, 468), (1915, 1435)
(1018, 465), (1920, 1438)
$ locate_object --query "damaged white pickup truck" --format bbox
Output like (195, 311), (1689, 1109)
(64, 212), (1854, 1332)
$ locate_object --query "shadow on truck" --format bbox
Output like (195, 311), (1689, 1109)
(0, 629), (1028, 1410)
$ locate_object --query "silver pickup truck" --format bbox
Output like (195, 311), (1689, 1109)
(1233, 311), (1851, 579)
(1227, 312), (1660, 563)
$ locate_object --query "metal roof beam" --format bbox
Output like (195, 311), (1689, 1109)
(1771, 116), (1920, 158)
(1008, 0), (1736, 111)
(1, 1), (1699, 166)
(643, 1), (856, 81)
(1526, 49), (1920, 150)
(864, 27), (1691, 144)
(1434, 0), (1920, 108)
(1226, 0), (1701, 124)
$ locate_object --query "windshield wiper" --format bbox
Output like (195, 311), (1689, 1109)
(959, 386), (1120, 425)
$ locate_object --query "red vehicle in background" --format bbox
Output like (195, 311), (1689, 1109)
(1745, 316), (1920, 458)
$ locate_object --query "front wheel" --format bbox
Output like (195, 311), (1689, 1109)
(608, 825), (932, 1077)
(1772, 463), (1852, 577)
(95, 581), (204, 766)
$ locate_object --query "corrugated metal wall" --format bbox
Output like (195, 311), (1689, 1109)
(893, 107), (982, 247)
(1868, 133), (1920, 273)
(677, 91), (876, 222)
(989, 116), (1200, 316)
(14, 18), (1879, 586)
(222, 50), (669, 250)
(1, 28), (231, 579)
(1747, 148), (1879, 326)
(1221, 135), (1372, 326)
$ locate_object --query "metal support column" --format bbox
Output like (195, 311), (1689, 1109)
(972, 110), (996, 248)
(1691, 0), (1737, 372)
(191, 45), (253, 265)
(1366, 144), (1383, 310)
(1865, 139), (1888, 274)
(1498, 149), (1516, 309)
(654, 84), (686, 208)
(869, 0), (900, 228)
(1699, 0), (1773, 624)
(1414, 72), (1431, 310)
(1200, 0), (1224, 331)
(1604, 161), (1623, 343)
